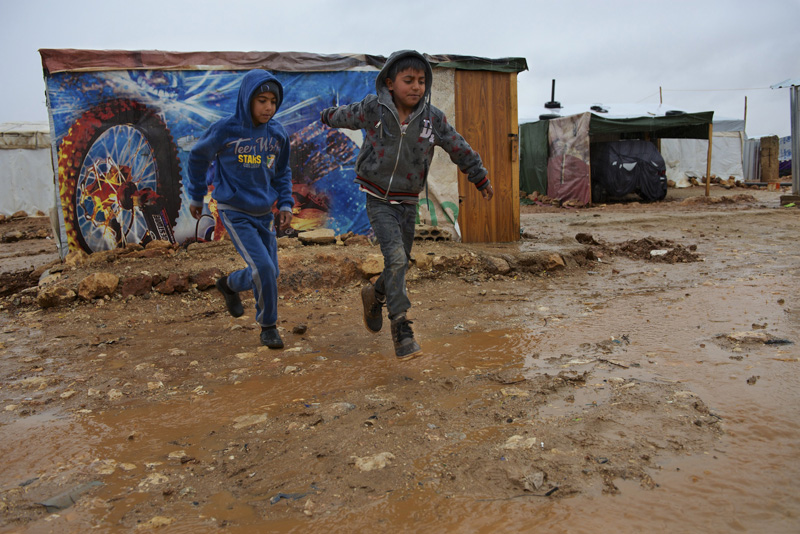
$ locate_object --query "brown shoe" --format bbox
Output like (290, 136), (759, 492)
(390, 315), (421, 360)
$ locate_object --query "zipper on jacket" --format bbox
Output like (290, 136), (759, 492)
(381, 100), (421, 201)
(384, 127), (406, 200)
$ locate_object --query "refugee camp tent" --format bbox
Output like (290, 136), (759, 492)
(661, 117), (745, 187)
(40, 49), (527, 257)
(0, 122), (55, 217)
(520, 103), (713, 204)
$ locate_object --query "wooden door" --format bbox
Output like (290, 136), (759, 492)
(454, 70), (520, 243)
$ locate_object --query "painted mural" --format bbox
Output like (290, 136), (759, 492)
(45, 69), (376, 253)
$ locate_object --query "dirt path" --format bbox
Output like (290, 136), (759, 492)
(1, 187), (799, 532)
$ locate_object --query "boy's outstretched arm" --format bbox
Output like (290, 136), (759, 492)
(320, 96), (376, 130)
(435, 114), (492, 200)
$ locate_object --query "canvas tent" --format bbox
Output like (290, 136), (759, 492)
(40, 49), (527, 257)
(0, 122), (55, 217)
(661, 117), (745, 188)
(520, 103), (714, 204)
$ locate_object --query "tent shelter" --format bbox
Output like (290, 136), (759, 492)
(661, 116), (745, 188)
(520, 103), (714, 204)
(0, 122), (55, 217)
(40, 49), (527, 257)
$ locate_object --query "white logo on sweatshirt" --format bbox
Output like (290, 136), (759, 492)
(420, 119), (434, 142)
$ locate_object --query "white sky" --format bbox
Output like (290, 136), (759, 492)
(1, 0), (797, 138)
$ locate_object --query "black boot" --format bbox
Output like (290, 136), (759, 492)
(216, 276), (243, 318)
(260, 326), (284, 349)
(390, 314), (421, 360)
(361, 283), (385, 333)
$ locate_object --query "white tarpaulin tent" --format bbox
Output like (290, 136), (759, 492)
(0, 122), (55, 216)
(661, 117), (745, 188)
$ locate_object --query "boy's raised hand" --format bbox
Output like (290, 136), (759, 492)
(480, 182), (494, 201)
(189, 205), (203, 219)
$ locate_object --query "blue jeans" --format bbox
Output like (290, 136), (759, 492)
(366, 195), (416, 320)
(219, 209), (279, 327)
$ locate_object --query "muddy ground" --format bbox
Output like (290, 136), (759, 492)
(0, 186), (799, 533)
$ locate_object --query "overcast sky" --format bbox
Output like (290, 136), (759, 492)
(1, 0), (797, 138)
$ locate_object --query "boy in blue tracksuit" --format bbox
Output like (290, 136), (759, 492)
(321, 50), (493, 360)
(188, 69), (294, 348)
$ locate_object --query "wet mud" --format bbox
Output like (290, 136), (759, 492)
(1, 187), (799, 533)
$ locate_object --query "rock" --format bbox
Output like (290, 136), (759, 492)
(413, 253), (434, 271)
(544, 253), (566, 271)
(167, 450), (187, 460)
(145, 239), (175, 250)
(37, 481), (103, 512)
(120, 275), (154, 298)
(726, 331), (769, 343)
(500, 387), (529, 398)
(132, 247), (173, 259)
(138, 473), (169, 488)
(277, 236), (302, 248)
(501, 435), (538, 450)
(359, 255), (384, 276)
(351, 452), (395, 471)
(483, 256), (511, 275)
(575, 233), (600, 245)
(37, 285), (76, 308)
(293, 324), (308, 335)
(86, 249), (120, 265)
(318, 402), (356, 421)
(343, 234), (371, 247)
(3, 230), (23, 242)
(65, 249), (89, 266)
(138, 516), (175, 529)
(77, 272), (119, 300)
(154, 273), (190, 294)
(298, 229), (336, 245)
(11, 210), (28, 219)
(190, 268), (222, 290)
(524, 471), (545, 491)
(232, 413), (269, 429)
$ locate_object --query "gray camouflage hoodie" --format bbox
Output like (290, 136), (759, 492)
(321, 50), (489, 203)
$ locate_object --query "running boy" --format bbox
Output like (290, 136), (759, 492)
(188, 70), (294, 348)
(321, 50), (493, 360)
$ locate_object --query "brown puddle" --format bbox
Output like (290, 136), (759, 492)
(2, 269), (799, 533)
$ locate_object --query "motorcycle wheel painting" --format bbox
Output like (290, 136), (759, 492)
(58, 98), (182, 253)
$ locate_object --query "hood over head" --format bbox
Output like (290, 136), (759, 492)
(235, 69), (284, 125)
(376, 50), (433, 106)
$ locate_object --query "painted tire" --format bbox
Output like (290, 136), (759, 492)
(58, 99), (182, 253)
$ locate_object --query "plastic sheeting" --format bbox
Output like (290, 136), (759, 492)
(0, 123), (54, 216)
(546, 113), (590, 205)
(40, 49), (528, 75)
(661, 131), (745, 187)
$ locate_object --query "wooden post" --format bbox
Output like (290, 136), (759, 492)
(705, 123), (714, 197)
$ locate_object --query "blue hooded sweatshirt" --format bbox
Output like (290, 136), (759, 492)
(187, 70), (293, 216)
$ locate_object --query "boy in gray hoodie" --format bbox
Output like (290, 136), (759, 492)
(321, 50), (493, 360)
